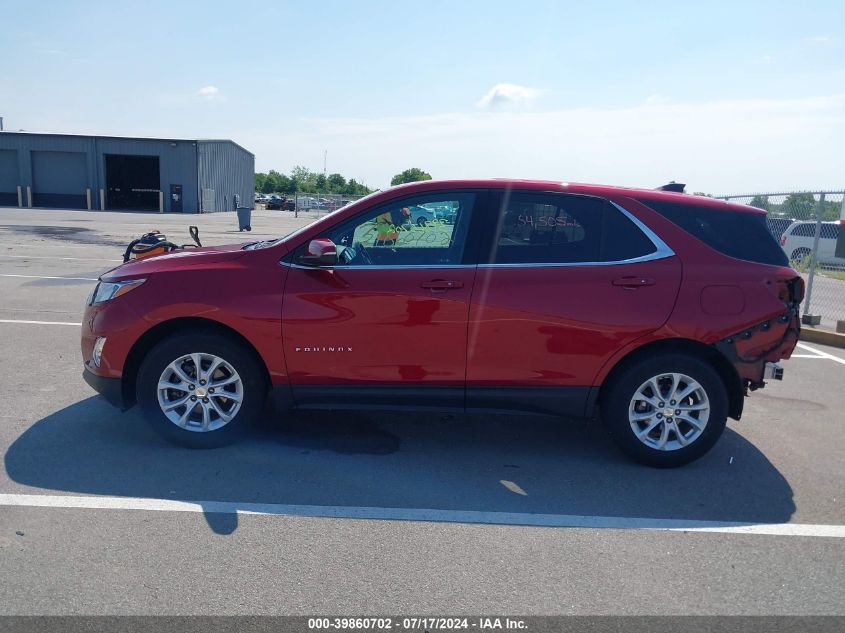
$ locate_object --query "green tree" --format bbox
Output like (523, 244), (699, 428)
(748, 195), (770, 211)
(261, 170), (291, 194)
(781, 193), (817, 220)
(259, 166), (372, 197)
(327, 173), (346, 193)
(290, 165), (311, 182)
(821, 199), (841, 221)
(345, 178), (361, 195)
(390, 168), (432, 186)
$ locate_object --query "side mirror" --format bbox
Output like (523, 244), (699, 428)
(297, 238), (337, 267)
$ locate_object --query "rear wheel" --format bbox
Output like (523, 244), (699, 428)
(602, 354), (728, 467)
(136, 332), (267, 448)
(790, 247), (811, 265)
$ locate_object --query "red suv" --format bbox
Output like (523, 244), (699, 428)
(81, 180), (802, 467)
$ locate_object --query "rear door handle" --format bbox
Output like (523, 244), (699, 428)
(612, 276), (655, 289)
(422, 279), (464, 291)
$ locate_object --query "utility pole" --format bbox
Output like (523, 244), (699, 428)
(323, 149), (327, 176)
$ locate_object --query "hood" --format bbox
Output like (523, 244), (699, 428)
(102, 242), (250, 280)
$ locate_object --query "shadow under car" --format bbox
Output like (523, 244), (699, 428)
(4, 397), (795, 535)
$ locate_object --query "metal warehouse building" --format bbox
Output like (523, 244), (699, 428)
(0, 132), (254, 213)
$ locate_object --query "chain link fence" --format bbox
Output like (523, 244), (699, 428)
(718, 191), (845, 331)
(257, 193), (365, 218)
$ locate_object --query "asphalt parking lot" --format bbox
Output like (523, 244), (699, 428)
(0, 206), (843, 615)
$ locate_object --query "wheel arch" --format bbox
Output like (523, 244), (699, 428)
(594, 338), (744, 421)
(121, 317), (272, 408)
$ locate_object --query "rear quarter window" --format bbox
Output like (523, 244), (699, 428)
(637, 199), (789, 267)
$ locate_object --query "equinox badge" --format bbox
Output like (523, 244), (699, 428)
(294, 346), (353, 352)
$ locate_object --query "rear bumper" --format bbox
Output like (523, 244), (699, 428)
(83, 367), (126, 410)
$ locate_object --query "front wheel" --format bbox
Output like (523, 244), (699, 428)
(601, 354), (728, 467)
(136, 332), (267, 448)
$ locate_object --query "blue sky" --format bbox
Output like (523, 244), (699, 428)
(2, 0), (844, 192)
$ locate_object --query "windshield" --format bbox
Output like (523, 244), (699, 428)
(244, 189), (384, 250)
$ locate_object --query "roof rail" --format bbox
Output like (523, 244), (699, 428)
(657, 181), (686, 193)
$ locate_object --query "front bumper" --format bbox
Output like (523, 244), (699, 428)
(83, 367), (126, 410)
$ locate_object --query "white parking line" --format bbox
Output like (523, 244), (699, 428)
(500, 480), (528, 496)
(0, 273), (98, 281)
(0, 493), (843, 538)
(795, 343), (845, 366)
(0, 242), (98, 250)
(0, 319), (80, 326)
(0, 254), (121, 262)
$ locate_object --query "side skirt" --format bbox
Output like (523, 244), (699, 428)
(272, 384), (593, 418)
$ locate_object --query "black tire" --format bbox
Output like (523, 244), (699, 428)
(790, 248), (810, 264)
(601, 353), (728, 468)
(136, 331), (267, 448)
(416, 217), (427, 227)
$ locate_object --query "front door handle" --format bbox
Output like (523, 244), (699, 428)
(612, 276), (655, 289)
(422, 279), (464, 292)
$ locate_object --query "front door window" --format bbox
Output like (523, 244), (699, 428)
(316, 192), (475, 266)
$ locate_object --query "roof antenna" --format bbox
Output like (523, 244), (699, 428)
(657, 181), (686, 193)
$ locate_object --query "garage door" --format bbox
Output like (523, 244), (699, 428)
(0, 150), (19, 207)
(31, 150), (88, 209)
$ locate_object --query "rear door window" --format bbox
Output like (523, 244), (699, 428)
(638, 199), (789, 267)
(490, 192), (657, 264)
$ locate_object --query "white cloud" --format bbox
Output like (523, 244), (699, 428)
(253, 94), (845, 193)
(197, 85), (222, 101)
(476, 83), (541, 109)
(808, 35), (833, 43)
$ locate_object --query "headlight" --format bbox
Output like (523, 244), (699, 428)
(89, 279), (146, 305)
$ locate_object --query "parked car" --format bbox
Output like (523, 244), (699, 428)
(296, 196), (324, 210)
(406, 204), (437, 226)
(81, 179), (802, 467)
(265, 196), (294, 211)
(766, 217), (796, 242)
(780, 220), (844, 266)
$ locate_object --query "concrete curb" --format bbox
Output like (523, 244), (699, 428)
(800, 327), (845, 349)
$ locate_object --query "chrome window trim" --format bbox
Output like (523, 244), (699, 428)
(281, 261), (475, 271)
(280, 200), (675, 271)
(478, 199), (675, 268)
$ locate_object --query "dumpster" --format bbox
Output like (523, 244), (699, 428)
(236, 206), (252, 231)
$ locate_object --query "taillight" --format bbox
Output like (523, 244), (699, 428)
(780, 235), (787, 246)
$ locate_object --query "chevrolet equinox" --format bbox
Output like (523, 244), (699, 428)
(82, 180), (802, 467)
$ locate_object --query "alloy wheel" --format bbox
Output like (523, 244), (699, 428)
(156, 352), (243, 432)
(628, 372), (710, 451)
